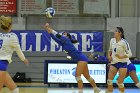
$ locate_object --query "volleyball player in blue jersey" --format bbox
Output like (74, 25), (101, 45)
(0, 15), (29, 93)
(44, 23), (101, 93)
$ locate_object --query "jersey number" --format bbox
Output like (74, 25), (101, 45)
(0, 40), (3, 49)
(114, 48), (116, 52)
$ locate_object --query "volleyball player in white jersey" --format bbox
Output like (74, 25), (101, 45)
(107, 27), (132, 93)
(0, 15), (29, 93)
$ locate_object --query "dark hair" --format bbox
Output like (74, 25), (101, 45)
(116, 27), (125, 39)
(66, 33), (78, 44)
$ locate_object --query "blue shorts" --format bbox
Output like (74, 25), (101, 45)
(0, 60), (9, 71)
(127, 63), (136, 73)
(111, 62), (127, 69)
(73, 53), (89, 62)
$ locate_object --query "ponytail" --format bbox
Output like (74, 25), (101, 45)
(0, 15), (12, 32)
(121, 34), (125, 39)
(71, 39), (78, 44)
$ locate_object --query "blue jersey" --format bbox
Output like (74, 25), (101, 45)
(50, 33), (89, 62)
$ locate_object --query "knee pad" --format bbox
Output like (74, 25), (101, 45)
(117, 83), (124, 88)
(76, 76), (82, 82)
(136, 82), (140, 88)
(87, 77), (94, 82)
(12, 88), (19, 93)
(107, 79), (113, 85)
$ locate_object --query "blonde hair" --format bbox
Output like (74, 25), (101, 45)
(0, 15), (12, 32)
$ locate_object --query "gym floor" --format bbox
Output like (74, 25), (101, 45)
(0, 83), (139, 93)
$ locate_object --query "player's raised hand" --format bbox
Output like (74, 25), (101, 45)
(44, 23), (53, 33)
(45, 23), (49, 27)
(23, 58), (29, 66)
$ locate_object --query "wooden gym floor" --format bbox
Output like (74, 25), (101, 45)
(0, 83), (139, 93)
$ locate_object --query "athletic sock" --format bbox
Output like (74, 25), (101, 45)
(78, 89), (83, 93)
(12, 88), (19, 93)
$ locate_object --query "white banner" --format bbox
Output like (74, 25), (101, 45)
(19, 0), (46, 14)
(52, 0), (79, 14)
(47, 63), (106, 83)
(83, 0), (110, 15)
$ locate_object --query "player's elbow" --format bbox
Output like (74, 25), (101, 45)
(126, 53), (132, 58)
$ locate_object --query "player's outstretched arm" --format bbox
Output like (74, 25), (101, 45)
(44, 23), (53, 33)
(10, 33), (29, 66)
(23, 58), (29, 66)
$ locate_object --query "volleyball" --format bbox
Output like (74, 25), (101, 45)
(45, 7), (55, 18)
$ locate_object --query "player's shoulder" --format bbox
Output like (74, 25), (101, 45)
(8, 32), (17, 37)
(110, 38), (115, 42)
(121, 38), (128, 44)
(8, 32), (18, 39)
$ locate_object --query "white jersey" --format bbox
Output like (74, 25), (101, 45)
(109, 38), (132, 64)
(0, 32), (25, 63)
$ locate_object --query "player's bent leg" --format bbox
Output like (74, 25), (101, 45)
(117, 68), (127, 93)
(117, 83), (124, 88)
(4, 72), (18, 93)
(107, 65), (118, 93)
(12, 88), (19, 93)
(76, 76), (82, 82)
(129, 71), (139, 85)
(83, 63), (101, 93)
(0, 71), (6, 92)
(136, 82), (140, 88)
(115, 80), (125, 93)
(76, 61), (87, 93)
(75, 76), (83, 93)
(0, 80), (4, 92)
(106, 79), (113, 93)
(107, 79), (113, 86)
(0, 85), (3, 92)
(87, 77), (101, 93)
(117, 83), (125, 93)
(83, 65), (96, 87)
